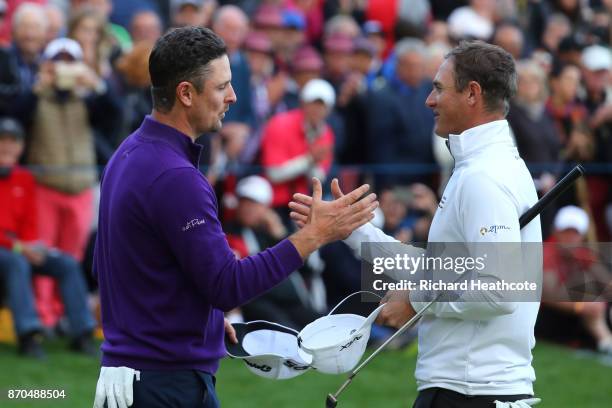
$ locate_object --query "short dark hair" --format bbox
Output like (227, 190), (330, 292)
(446, 41), (517, 115)
(149, 27), (227, 113)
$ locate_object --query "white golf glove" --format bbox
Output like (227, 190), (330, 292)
(93, 366), (141, 408)
(494, 398), (541, 408)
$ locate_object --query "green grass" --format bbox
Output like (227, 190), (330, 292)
(0, 341), (610, 407)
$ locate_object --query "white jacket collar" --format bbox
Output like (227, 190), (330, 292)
(447, 120), (513, 163)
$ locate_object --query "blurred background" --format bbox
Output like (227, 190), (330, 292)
(0, 0), (611, 406)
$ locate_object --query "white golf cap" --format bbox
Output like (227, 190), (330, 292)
(235, 175), (273, 206)
(554, 205), (589, 235)
(297, 291), (384, 374)
(226, 320), (312, 380)
(43, 38), (83, 61)
(582, 45), (612, 71)
(301, 78), (336, 109)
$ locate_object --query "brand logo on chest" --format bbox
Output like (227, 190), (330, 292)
(182, 218), (206, 231)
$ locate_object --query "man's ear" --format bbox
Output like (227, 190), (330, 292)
(466, 81), (482, 107)
(176, 81), (194, 108)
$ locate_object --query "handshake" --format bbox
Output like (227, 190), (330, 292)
(286, 177), (378, 259)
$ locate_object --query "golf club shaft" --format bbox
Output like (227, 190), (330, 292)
(329, 300), (435, 402)
(519, 164), (584, 229)
(328, 164), (585, 404)
(350, 299), (434, 378)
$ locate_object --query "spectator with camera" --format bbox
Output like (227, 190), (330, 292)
(26, 37), (120, 328)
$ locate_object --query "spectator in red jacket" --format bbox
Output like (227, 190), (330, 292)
(539, 206), (612, 354)
(261, 78), (335, 222)
(0, 117), (96, 359)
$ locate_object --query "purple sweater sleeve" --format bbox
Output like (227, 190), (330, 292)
(147, 167), (303, 311)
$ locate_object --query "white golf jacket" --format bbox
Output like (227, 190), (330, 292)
(344, 120), (542, 396)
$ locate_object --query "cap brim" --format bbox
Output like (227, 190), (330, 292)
(226, 320), (312, 379)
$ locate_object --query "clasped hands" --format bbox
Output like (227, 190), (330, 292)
(289, 178), (416, 328)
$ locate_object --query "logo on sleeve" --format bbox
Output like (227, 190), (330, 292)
(182, 218), (206, 231)
(480, 225), (511, 236)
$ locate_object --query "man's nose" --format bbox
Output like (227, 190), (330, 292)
(425, 91), (435, 108)
(227, 83), (237, 104)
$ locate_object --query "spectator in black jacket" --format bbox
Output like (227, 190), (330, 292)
(508, 59), (562, 237)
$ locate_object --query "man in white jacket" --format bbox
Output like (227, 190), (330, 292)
(290, 42), (542, 407)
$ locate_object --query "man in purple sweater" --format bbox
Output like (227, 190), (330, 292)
(92, 27), (378, 408)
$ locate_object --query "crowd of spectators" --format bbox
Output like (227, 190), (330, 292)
(0, 0), (611, 357)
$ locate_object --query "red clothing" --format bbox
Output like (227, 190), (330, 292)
(543, 236), (597, 285)
(0, 166), (38, 248)
(260, 109), (334, 207)
(366, 0), (399, 58)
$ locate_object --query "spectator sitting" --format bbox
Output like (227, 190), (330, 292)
(225, 175), (320, 330)
(0, 117), (96, 358)
(260, 78), (335, 223)
(538, 205), (612, 355)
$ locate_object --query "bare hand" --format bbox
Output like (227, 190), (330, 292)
(21, 243), (47, 266)
(224, 318), (238, 344)
(289, 178), (344, 228)
(34, 62), (55, 92)
(376, 290), (416, 329)
(565, 129), (593, 161)
(75, 64), (101, 90)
